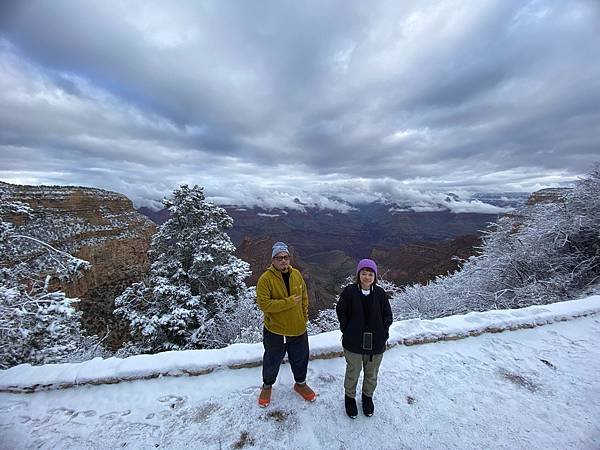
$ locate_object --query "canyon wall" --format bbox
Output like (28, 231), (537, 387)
(1, 182), (156, 348)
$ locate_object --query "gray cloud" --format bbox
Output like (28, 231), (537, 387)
(0, 0), (598, 210)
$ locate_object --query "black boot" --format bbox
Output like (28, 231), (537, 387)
(345, 395), (358, 419)
(362, 393), (374, 417)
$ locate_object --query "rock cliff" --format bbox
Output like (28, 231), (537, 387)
(526, 187), (572, 205)
(0, 182), (156, 349)
(371, 235), (482, 286)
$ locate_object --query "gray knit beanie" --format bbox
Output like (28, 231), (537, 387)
(271, 241), (289, 258)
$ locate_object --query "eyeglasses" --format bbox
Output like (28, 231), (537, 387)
(273, 255), (290, 261)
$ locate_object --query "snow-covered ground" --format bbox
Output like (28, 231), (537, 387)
(1, 297), (599, 449)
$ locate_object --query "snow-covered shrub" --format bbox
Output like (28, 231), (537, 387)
(230, 286), (263, 344)
(0, 200), (102, 369)
(307, 308), (339, 334)
(115, 185), (259, 352)
(391, 164), (600, 319)
(307, 276), (403, 334)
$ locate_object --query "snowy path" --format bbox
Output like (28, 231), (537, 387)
(1, 314), (599, 449)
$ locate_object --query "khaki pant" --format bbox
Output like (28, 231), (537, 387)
(343, 349), (384, 398)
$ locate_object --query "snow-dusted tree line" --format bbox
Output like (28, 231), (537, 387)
(0, 200), (104, 369)
(2, 166), (598, 367)
(389, 165), (600, 320)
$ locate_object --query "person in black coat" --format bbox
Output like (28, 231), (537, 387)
(336, 258), (393, 418)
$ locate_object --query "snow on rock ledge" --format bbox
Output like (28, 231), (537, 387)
(1, 295), (598, 393)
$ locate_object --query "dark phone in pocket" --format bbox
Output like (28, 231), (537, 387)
(362, 332), (373, 351)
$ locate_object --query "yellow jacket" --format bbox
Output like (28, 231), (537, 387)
(256, 265), (309, 336)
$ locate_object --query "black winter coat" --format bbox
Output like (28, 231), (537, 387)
(336, 284), (393, 355)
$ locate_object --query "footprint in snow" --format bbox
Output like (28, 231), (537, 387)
(158, 394), (186, 408)
(72, 410), (97, 418)
(48, 407), (75, 416)
(242, 386), (259, 395)
(0, 400), (28, 413)
(145, 411), (172, 420)
(99, 410), (132, 420)
(318, 374), (338, 384)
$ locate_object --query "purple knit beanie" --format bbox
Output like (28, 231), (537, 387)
(356, 258), (377, 276)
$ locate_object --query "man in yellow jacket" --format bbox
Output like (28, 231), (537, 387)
(256, 241), (317, 407)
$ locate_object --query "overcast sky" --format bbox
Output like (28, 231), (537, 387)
(1, 0), (599, 210)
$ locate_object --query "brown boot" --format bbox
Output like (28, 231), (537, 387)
(258, 385), (272, 408)
(293, 382), (317, 402)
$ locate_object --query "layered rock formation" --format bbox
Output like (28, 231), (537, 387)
(0, 182), (156, 349)
(526, 188), (572, 205)
(372, 235), (481, 286)
(224, 204), (496, 259)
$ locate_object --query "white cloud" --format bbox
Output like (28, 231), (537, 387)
(0, 1), (598, 209)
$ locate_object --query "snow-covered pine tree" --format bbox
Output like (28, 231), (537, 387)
(115, 184), (258, 352)
(0, 199), (99, 369)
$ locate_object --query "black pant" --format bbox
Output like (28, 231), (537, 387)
(262, 327), (309, 386)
